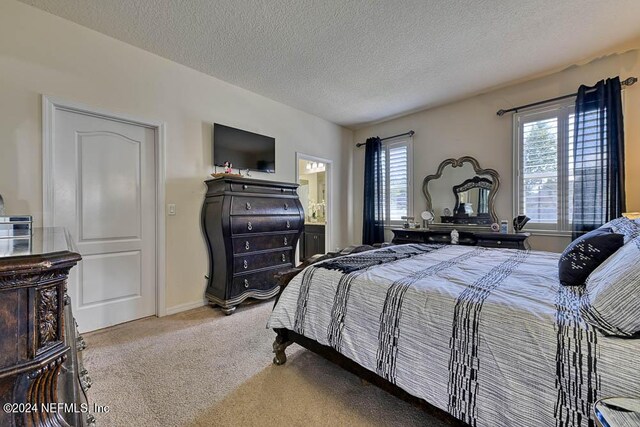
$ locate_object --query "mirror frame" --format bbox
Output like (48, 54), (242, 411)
(453, 176), (493, 217)
(422, 156), (500, 224)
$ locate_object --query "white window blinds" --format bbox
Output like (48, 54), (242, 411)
(514, 101), (586, 233)
(380, 139), (413, 225)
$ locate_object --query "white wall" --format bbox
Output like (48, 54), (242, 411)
(0, 0), (352, 312)
(352, 42), (640, 252)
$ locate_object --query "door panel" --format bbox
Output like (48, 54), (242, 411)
(52, 109), (156, 332)
(79, 132), (141, 241)
(80, 251), (142, 306)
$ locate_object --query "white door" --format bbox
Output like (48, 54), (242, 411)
(51, 108), (156, 332)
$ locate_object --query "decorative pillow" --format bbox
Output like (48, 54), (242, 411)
(558, 228), (624, 286)
(599, 217), (640, 243)
(580, 236), (640, 337)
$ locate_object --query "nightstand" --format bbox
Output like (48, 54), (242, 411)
(594, 397), (640, 427)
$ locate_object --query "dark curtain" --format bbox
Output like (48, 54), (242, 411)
(572, 77), (625, 239)
(362, 137), (384, 245)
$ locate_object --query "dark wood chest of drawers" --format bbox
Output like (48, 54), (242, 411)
(202, 176), (304, 314)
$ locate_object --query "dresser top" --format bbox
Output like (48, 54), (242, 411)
(0, 227), (81, 272)
(205, 175), (299, 188)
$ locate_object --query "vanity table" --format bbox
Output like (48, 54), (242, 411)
(392, 156), (529, 249)
(391, 228), (530, 250)
(395, 156), (531, 249)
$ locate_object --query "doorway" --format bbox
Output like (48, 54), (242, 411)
(296, 153), (332, 261)
(43, 97), (166, 332)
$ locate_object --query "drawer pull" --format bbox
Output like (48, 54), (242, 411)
(281, 254), (286, 262)
(244, 279), (249, 288)
(243, 260), (248, 269)
(245, 241), (250, 250)
(80, 369), (92, 391)
(286, 220), (290, 229)
(246, 202), (252, 210)
(284, 202), (289, 210)
(496, 241), (502, 245)
(283, 237), (288, 246)
(77, 335), (87, 352)
(281, 188), (285, 193)
(247, 222), (252, 231)
(242, 185), (248, 190)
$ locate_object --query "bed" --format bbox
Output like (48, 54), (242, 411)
(267, 243), (640, 427)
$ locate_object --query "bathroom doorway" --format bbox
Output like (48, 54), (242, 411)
(296, 153), (332, 262)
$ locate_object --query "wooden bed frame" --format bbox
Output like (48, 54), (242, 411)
(270, 244), (465, 426)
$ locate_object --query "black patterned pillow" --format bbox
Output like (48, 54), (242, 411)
(580, 236), (640, 336)
(599, 217), (640, 243)
(558, 228), (624, 286)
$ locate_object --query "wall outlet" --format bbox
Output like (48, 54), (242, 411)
(168, 204), (176, 216)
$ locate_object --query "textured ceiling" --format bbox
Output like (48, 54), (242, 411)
(19, 0), (640, 128)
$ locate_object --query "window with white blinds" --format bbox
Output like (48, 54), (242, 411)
(514, 101), (584, 233)
(380, 139), (413, 225)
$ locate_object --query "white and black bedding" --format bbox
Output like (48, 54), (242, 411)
(267, 244), (640, 427)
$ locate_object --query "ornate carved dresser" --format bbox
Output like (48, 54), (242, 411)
(0, 228), (93, 426)
(202, 176), (304, 314)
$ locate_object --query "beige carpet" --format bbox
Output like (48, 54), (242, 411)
(84, 302), (449, 426)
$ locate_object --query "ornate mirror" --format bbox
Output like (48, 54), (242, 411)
(422, 156), (500, 228)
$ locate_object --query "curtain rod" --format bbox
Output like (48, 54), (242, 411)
(356, 130), (415, 147)
(496, 76), (638, 116)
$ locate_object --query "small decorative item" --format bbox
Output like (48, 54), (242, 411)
(401, 216), (415, 229)
(211, 163), (243, 178)
(490, 222), (500, 232)
(224, 161), (233, 174)
(421, 211), (434, 228)
(450, 229), (459, 245)
(500, 220), (508, 234)
(512, 215), (531, 233)
(443, 207), (452, 217)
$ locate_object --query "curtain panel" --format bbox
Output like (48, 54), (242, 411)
(572, 77), (625, 239)
(362, 137), (384, 245)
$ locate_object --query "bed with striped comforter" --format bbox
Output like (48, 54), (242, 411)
(267, 244), (640, 427)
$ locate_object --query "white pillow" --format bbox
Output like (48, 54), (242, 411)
(580, 236), (640, 336)
(599, 217), (640, 243)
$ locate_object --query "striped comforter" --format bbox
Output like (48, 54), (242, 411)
(267, 244), (640, 427)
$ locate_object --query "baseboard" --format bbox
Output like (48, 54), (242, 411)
(164, 299), (208, 316)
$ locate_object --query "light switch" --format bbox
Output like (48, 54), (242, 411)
(168, 204), (176, 216)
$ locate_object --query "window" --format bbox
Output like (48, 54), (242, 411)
(514, 101), (577, 233)
(380, 138), (413, 226)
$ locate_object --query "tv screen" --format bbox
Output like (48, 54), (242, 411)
(213, 124), (275, 173)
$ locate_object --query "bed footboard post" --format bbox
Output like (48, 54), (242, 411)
(272, 328), (292, 365)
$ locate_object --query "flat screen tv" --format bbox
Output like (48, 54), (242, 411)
(213, 123), (275, 173)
